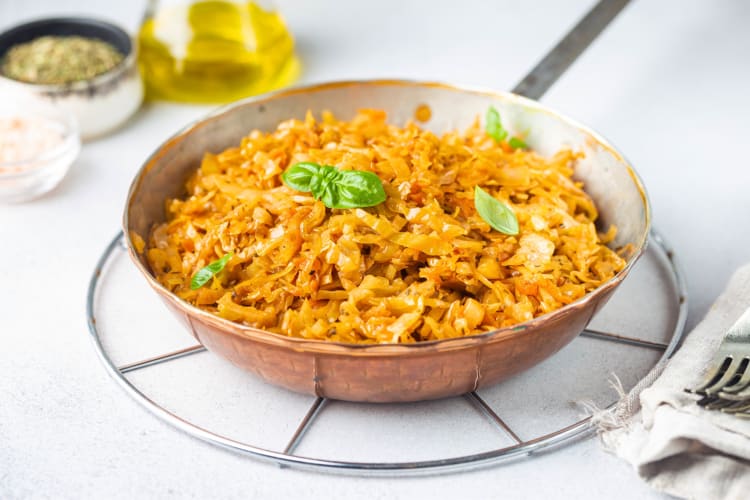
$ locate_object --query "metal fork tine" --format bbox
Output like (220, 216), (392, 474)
(718, 385), (750, 402)
(720, 400), (750, 414)
(687, 305), (750, 399)
(697, 394), (719, 407)
(703, 357), (745, 395)
(719, 357), (750, 393)
(685, 306), (750, 411)
(687, 356), (732, 394)
(703, 397), (739, 410)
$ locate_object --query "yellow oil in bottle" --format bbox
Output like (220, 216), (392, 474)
(138, 1), (299, 103)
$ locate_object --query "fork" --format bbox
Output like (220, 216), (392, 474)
(685, 306), (750, 416)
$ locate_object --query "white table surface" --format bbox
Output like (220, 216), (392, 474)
(2, 1), (749, 498)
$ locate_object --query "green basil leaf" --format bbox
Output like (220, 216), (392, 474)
(316, 165), (341, 197)
(474, 186), (518, 235)
(190, 252), (233, 290)
(280, 161), (386, 210)
(332, 170), (387, 209)
(508, 137), (527, 149)
(486, 106), (508, 143)
(308, 171), (324, 196)
(281, 162), (321, 192)
(318, 183), (339, 208)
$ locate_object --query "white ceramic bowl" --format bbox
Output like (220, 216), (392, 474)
(0, 17), (143, 140)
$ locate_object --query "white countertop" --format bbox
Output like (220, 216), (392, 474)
(2, 1), (749, 498)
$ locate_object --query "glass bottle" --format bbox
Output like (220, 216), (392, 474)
(138, 0), (299, 103)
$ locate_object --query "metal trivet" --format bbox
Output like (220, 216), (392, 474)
(87, 229), (687, 476)
(88, 0), (671, 475)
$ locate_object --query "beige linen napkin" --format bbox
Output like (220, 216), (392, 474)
(595, 263), (750, 500)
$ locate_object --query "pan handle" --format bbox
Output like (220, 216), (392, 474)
(512, 0), (630, 100)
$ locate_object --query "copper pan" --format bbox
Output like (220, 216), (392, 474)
(123, 2), (647, 403)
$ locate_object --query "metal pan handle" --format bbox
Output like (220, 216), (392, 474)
(512, 0), (630, 100)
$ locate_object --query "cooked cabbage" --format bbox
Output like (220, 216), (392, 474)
(146, 109), (625, 344)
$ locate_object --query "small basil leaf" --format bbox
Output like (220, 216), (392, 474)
(308, 171), (324, 197)
(317, 166), (341, 197)
(281, 162), (321, 192)
(318, 183), (339, 208)
(306, 165), (334, 199)
(333, 171), (387, 209)
(474, 186), (518, 235)
(486, 106), (508, 143)
(508, 137), (527, 149)
(190, 252), (233, 290)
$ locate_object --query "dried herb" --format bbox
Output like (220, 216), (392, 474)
(1, 35), (123, 84)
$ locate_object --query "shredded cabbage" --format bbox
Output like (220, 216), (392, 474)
(146, 109), (626, 344)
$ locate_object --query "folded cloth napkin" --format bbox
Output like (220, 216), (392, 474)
(595, 263), (750, 500)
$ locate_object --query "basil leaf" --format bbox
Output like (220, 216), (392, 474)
(474, 186), (518, 235)
(486, 106), (508, 143)
(281, 161), (386, 210)
(190, 252), (233, 290)
(333, 170), (387, 209)
(281, 162), (320, 192)
(307, 170), (324, 196)
(315, 165), (341, 197)
(318, 182), (339, 208)
(508, 137), (527, 149)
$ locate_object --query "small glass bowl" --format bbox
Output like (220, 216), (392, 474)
(0, 102), (81, 203)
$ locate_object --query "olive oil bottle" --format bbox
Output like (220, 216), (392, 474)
(138, 0), (299, 103)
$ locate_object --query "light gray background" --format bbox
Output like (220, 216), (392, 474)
(2, 0), (749, 498)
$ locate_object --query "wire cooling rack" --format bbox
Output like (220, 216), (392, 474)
(87, 229), (687, 476)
